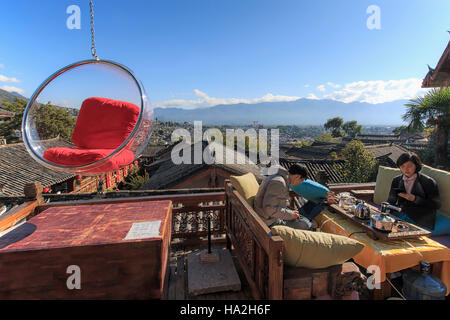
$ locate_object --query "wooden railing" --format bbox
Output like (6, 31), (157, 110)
(225, 180), (284, 299)
(0, 201), (39, 233)
(0, 183), (375, 245)
(7, 188), (227, 243)
(327, 182), (376, 194)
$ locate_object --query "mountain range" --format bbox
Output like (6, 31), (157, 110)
(1, 88), (409, 126)
(154, 98), (409, 126)
(0, 88), (27, 104)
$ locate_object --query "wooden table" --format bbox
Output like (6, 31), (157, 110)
(314, 208), (450, 299)
(0, 200), (172, 299)
(328, 203), (431, 240)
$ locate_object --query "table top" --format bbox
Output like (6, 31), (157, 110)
(0, 200), (172, 253)
(314, 208), (450, 293)
(328, 203), (431, 240)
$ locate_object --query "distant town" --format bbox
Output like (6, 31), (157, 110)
(147, 119), (401, 146)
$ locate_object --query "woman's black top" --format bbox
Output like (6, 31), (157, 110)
(387, 173), (441, 230)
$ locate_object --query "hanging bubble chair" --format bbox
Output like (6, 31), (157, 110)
(21, 2), (153, 175)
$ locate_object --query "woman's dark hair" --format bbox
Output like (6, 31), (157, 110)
(396, 152), (422, 173)
(288, 164), (308, 178)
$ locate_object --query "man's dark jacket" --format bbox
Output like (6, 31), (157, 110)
(387, 172), (441, 230)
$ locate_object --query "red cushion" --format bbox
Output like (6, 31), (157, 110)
(43, 147), (135, 173)
(71, 97), (140, 149)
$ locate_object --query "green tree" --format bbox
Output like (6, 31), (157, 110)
(0, 98), (27, 143)
(341, 140), (377, 183)
(324, 117), (344, 137)
(33, 102), (77, 140)
(403, 87), (450, 169)
(392, 125), (421, 137)
(0, 98), (77, 143)
(126, 170), (150, 190)
(342, 120), (362, 138)
(295, 140), (313, 148)
(315, 133), (340, 143)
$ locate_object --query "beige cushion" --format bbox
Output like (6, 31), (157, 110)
(271, 226), (364, 269)
(230, 173), (260, 207)
(421, 165), (450, 218)
(373, 166), (401, 205)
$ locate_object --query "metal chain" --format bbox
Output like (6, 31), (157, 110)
(89, 0), (99, 60)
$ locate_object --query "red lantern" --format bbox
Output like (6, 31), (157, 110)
(76, 175), (82, 180)
(43, 187), (51, 193)
(106, 175), (111, 188)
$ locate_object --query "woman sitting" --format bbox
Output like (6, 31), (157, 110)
(387, 153), (441, 230)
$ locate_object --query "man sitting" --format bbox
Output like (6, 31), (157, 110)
(288, 164), (334, 221)
(254, 166), (311, 230)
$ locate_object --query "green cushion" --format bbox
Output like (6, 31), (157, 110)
(271, 226), (364, 269)
(421, 165), (450, 218)
(373, 166), (401, 205)
(230, 173), (260, 207)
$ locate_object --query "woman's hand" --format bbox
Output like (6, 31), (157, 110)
(398, 193), (415, 202)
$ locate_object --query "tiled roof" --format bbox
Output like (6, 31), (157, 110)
(0, 108), (14, 117)
(154, 141), (180, 159)
(141, 141), (264, 190)
(280, 158), (346, 184)
(282, 142), (347, 160)
(343, 135), (405, 145)
(364, 144), (412, 167)
(140, 144), (165, 158)
(422, 40), (450, 88)
(0, 139), (76, 196)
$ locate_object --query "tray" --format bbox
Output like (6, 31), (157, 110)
(328, 203), (431, 240)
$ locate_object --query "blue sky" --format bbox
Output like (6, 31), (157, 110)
(0, 0), (449, 109)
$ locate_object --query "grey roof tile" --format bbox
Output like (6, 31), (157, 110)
(0, 138), (76, 196)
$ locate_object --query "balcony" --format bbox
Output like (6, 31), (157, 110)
(0, 182), (381, 300)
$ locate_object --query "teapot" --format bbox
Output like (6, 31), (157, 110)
(354, 200), (371, 220)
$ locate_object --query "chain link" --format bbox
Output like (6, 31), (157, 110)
(89, 0), (99, 60)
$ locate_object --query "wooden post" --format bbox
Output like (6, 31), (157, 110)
(268, 237), (284, 300)
(373, 276), (392, 300)
(24, 182), (44, 205)
(207, 217), (211, 254)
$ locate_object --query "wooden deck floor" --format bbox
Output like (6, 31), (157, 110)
(165, 244), (253, 300)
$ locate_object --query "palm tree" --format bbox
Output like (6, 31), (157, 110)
(403, 87), (450, 169)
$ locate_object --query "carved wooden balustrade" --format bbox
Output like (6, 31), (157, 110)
(0, 183), (375, 244)
(1, 187), (227, 243)
(225, 180), (284, 299)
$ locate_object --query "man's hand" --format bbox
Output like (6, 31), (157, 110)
(398, 193), (415, 202)
(290, 210), (300, 220)
(326, 191), (338, 204)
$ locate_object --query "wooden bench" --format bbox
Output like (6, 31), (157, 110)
(224, 180), (366, 300)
